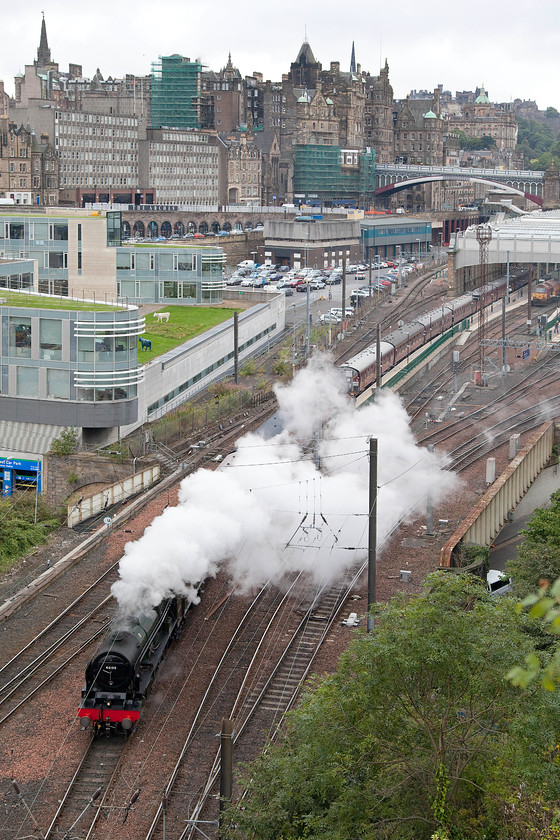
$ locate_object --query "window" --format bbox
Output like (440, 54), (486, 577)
(117, 252), (132, 270)
(9, 318), (32, 358)
(40, 319), (62, 360)
(47, 369), (70, 399)
(48, 252), (67, 269)
(50, 222), (68, 240)
(9, 223), (25, 240)
(17, 366), (38, 397)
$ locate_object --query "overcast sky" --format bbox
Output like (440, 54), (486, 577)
(2, 0), (558, 110)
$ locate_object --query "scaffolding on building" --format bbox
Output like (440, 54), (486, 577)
(151, 55), (202, 130)
(293, 145), (376, 206)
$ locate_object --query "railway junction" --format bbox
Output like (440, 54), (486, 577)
(1, 263), (560, 840)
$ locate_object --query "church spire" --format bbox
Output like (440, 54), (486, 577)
(350, 41), (356, 74)
(37, 13), (51, 67)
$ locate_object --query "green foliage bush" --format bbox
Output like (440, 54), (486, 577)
(0, 492), (61, 572)
(273, 360), (290, 376)
(239, 359), (256, 376)
(49, 426), (79, 456)
(507, 489), (560, 598)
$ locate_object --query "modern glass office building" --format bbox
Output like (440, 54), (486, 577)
(0, 210), (226, 304)
(0, 296), (143, 439)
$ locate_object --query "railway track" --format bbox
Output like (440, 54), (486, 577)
(142, 564), (363, 840)
(44, 736), (128, 840)
(403, 303), (551, 422)
(0, 561), (125, 728)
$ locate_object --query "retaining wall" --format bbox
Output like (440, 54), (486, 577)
(67, 464), (160, 527)
(440, 421), (556, 566)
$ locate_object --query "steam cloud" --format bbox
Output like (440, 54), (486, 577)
(111, 355), (458, 618)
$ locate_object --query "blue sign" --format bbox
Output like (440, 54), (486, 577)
(522, 348), (530, 360)
(0, 458), (40, 471)
(0, 458), (41, 496)
(2, 469), (11, 497)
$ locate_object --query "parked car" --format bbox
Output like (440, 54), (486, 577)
(319, 313), (342, 324)
(330, 306), (354, 318)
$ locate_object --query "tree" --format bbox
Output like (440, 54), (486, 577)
(49, 426), (79, 456)
(545, 107), (560, 119)
(224, 574), (560, 839)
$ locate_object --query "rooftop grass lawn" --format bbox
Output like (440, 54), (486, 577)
(139, 306), (241, 359)
(0, 290), (122, 311)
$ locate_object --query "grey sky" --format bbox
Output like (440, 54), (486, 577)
(2, 0), (558, 109)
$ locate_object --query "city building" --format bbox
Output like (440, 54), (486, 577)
(223, 131), (262, 205)
(151, 55), (202, 130)
(139, 127), (223, 206)
(0, 286), (285, 477)
(201, 54), (243, 132)
(360, 216), (432, 261)
(0, 116), (59, 206)
(264, 218), (361, 268)
(0, 209), (226, 304)
(293, 145), (376, 208)
(0, 294), (144, 472)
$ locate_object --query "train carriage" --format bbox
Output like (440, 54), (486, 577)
(341, 270), (529, 398)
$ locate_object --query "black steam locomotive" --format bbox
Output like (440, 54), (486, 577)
(79, 595), (191, 735)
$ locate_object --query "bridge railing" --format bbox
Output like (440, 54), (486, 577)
(376, 163), (542, 180)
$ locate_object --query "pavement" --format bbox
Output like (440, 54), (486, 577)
(488, 462), (560, 571)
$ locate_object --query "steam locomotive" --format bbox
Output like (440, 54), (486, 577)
(78, 595), (192, 735)
(341, 270), (529, 397)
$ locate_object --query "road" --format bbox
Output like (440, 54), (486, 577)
(488, 463), (560, 571)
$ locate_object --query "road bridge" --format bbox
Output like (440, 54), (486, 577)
(376, 163), (543, 206)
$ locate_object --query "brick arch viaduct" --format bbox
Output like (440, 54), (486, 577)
(120, 209), (283, 238)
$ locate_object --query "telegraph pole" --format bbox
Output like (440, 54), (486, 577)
(341, 257), (347, 330)
(375, 324), (382, 390)
(367, 437), (378, 633)
(233, 311), (239, 384)
(219, 718), (233, 830)
(475, 224), (492, 382)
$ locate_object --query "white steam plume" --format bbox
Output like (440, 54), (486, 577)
(111, 354), (458, 619)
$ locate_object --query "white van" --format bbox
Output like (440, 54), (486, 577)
(487, 569), (512, 596)
(238, 260), (257, 269)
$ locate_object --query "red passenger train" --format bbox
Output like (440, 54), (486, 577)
(341, 271), (529, 397)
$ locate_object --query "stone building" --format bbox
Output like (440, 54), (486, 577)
(201, 53), (243, 132)
(393, 90), (446, 166)
(363, 61), (394, 164)
(0, 117), (59, 206)
(448, 86), (518, 165)
(222, 131), (262, 205)
(252, 130), (280, 205)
